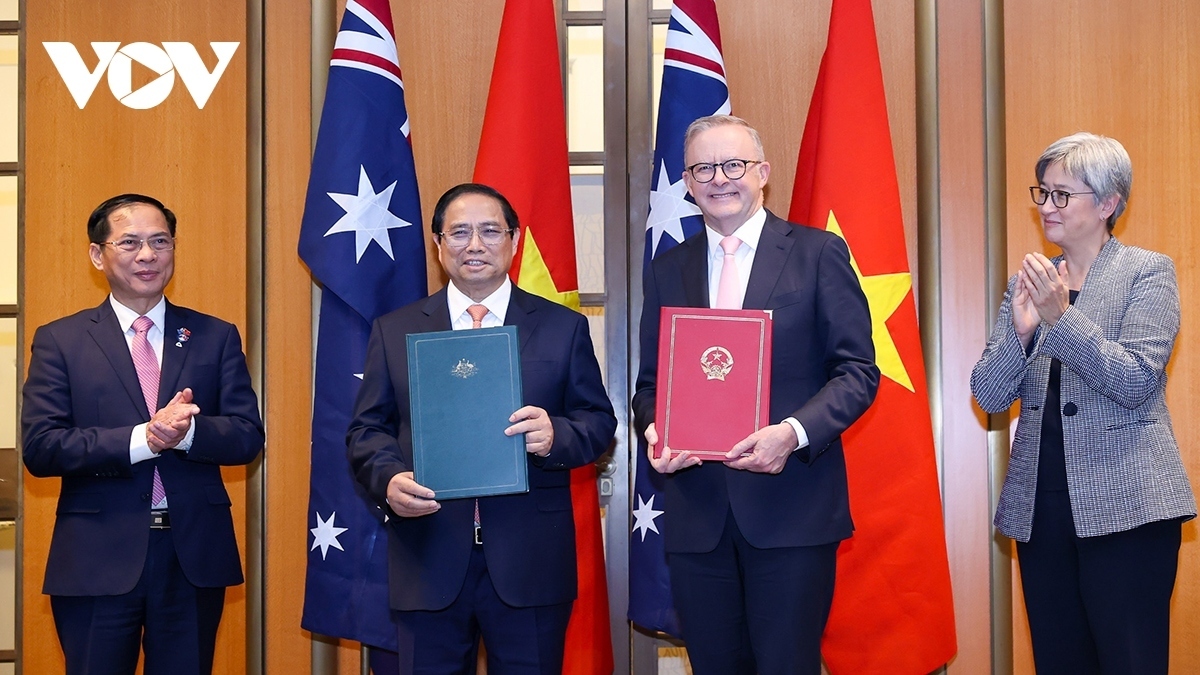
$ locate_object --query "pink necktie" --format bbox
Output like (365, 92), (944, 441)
(132, 316), (166, 507)
(715, 235), (742, 309)
(467, 303), (488, 329)
(465, 304), (489, 530)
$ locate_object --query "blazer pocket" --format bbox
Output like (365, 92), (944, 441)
(1104, 418), (1157, 431)
(767, 288), (809, 309)
(206, 484), (233, 506)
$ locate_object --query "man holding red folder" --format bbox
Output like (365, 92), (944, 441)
(632, 115), (879, 675)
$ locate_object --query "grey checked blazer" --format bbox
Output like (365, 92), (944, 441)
(971, 236), (1195, 542)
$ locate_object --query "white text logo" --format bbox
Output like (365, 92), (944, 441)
(43, 42), (240, 109)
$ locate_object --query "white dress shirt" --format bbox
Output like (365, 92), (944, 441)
(446, 278), (511, 330)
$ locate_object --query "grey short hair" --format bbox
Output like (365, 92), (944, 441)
(1035, 132), (1132, 231)
(683, 115), (766, 162)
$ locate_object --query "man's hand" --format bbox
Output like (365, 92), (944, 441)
(506, 406), (554, 457)
(724, 423), (798, 474)
(645, 422), (701, 474)
(386, 471), (439, 517)
(147, 388), (199, 453)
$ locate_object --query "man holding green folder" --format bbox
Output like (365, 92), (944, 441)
(347, 183), (616, 675)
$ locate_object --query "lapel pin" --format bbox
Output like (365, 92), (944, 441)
(176, 327), (191, 348)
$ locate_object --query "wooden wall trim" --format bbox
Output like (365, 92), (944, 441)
(263, 0), (313, 673)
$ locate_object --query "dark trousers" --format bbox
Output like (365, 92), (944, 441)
(668, 510), (838, 675)
(50, 528), (226, 675)
(1017, 490), (1182, 675)
(394, 544), (573, 675)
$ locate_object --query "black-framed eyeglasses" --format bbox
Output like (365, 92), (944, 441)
(437, 225), (514, 249)
(103, 235), (176, 253)
(1029, 186), (1095, 209)
(686, 159), (764, 184)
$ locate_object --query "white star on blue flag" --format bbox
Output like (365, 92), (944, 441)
(324, 165), (414, 263)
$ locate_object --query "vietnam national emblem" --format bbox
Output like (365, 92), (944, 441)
(700, 346), (734, 381)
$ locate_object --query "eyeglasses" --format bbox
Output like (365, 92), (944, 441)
(438, 225), (514, 249)
(103, 235), (176, 253)
(1029, 187), (1095, 209)
(685, 159), (764, 184)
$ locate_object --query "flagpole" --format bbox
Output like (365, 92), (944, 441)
(246, 0), (266, 670)
(309, 1), (337, 674)
(983, 0), (1014, 672)
(914, 0), (942, 467)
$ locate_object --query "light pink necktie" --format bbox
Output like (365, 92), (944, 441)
(467, 304), (488, 329)
(132, 316), (166, 507)
(465, 304), (489, 529)
(715, 235), (742, 309)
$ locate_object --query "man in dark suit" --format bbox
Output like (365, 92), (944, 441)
(632, 115), (879, 675)
(346, 183), (616, 675)
(21, 193), (265, 675)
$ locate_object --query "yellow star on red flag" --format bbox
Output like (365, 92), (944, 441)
(823, 210), (914, 392)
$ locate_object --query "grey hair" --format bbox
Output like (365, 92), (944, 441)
(1035, 132), (1132, 231)
(683, 115), (766, 162)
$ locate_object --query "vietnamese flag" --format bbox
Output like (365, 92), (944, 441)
(790, 0), (957, 672)
(473, 1), (613, 673)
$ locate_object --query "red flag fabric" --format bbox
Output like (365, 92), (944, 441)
(473, 1), (613, 673)
(790, 0), (957, 672)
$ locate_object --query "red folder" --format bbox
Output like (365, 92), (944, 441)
(654, 307), (772, 461)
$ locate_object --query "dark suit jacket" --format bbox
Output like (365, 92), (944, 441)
(346, 286), (616, 612)
(633, 211), (879, 553)
(22, 299), (265, 596)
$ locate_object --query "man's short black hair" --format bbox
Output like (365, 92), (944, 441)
(430, 183), (519, 235)
(87, 194), (177, 244)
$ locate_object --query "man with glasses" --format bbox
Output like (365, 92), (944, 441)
(347, 183), (615, 674)
(22, 193), (264, 674)
(633, 115), (879, 674)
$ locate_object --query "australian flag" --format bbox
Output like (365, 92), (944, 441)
(630, 0), (730, 636)
(298, 0), (427, 651)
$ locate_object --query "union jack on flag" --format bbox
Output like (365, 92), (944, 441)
(630, 0), (729, 636)
(299, 0), (427, 651)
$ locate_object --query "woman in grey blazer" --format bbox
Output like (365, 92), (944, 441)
(971, 132), (1195, 674)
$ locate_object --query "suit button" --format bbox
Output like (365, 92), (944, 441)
(1063, 402), (1078, 417)
(140, 492), (151, 501)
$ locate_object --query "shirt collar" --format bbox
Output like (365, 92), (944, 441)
(109, 295), (167, 334)
(446, 278), (512, 325)
(705, 206), (766, 258)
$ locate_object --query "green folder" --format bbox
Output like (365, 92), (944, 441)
(407, 326), (528, 499)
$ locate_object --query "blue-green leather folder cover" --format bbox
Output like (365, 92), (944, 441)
(407, 326), (528, 499)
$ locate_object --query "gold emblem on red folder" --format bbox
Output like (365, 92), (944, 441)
(700, 346), (734, 381)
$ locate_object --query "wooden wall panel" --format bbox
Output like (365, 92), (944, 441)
(397, 0), (506, 294)
(935, 0), (992, 671)
(263, 0), (313, 672)
(23, 1), (249, 672)
(1005, 0), (1200, 671)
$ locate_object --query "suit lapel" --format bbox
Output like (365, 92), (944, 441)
(159, 302), (188, 408)
(743, 212), (794, 310)
(87, 301), (151, 421)
(679, 234), (710, 308)
(505, 287), (541, 355)
(419, 288), (454, 331)
(1071, 235), (1122, 318)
